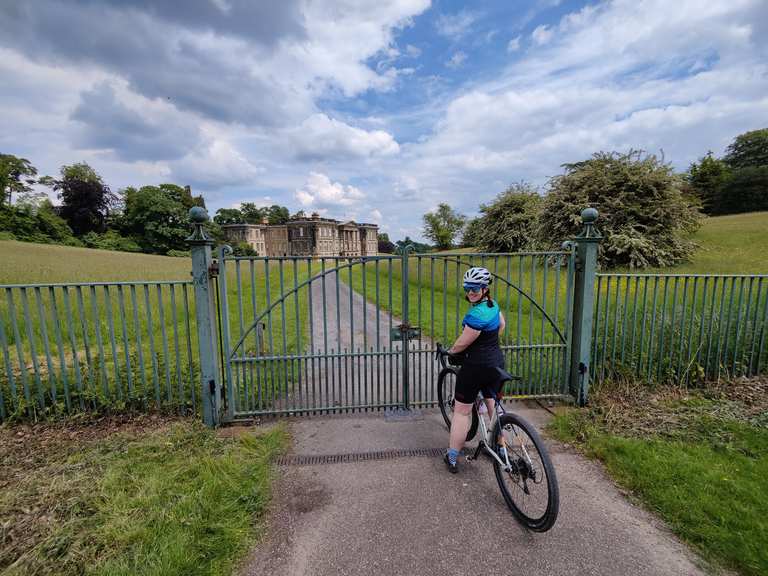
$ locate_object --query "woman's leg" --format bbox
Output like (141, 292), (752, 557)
(449, 400), (474, 451)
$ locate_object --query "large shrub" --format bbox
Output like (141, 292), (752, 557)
(537, 151), (701, 269)
(470, 183), (541, 252)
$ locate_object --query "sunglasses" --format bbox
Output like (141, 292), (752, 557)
(463, 284), (485, 294)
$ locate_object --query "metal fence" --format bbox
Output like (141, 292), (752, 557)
(0, 281), (198, 421)
(592, 274), (768, 384)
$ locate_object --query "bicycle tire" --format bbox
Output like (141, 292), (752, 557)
(437, 367), (478, 442)
(493, 413), (559, 532)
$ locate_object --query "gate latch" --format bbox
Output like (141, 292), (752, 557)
(208, 260), (219, 278)
(391, 322), (421, 341)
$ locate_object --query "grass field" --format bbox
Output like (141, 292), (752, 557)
(0, 242), (310, 420)
(0, 415), (287, 576)
(550, 377), (768, 576)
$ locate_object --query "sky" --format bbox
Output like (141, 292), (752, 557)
(2, 0), (767, 242)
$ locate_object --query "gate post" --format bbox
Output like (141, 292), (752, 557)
(401, 244), (414, 409)
(187, 207), (222, 427)
(567, 208), (601, 406)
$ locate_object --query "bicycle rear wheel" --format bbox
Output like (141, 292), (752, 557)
(437, 367), (478, 442)
(493, 413), (559, 532)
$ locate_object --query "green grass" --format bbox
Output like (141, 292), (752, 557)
(550, 384), (768, 576)
(0, 418), (288, 576)
(0, 242), (311, 419)
(649, 212), (768, 275)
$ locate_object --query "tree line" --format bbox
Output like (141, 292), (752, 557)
(422, 128), (768, 269)
(0, 158), (298, 257)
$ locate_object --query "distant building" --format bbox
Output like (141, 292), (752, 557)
(222, 212), (379, 257)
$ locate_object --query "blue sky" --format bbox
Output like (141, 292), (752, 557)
(1, 0), (767, 242)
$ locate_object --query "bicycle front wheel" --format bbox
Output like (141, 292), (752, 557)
(493, 413), (559, 532)
(437, 367), (478, 442)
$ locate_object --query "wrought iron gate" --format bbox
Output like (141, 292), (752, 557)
(213, 247), (576, 421)
(185, 207), (600, 426)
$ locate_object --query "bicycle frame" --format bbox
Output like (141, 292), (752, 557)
(471, 396), (512, 469)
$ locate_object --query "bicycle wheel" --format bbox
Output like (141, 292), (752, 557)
(493, 413), (559, 532)
(437, 367), (478, 442)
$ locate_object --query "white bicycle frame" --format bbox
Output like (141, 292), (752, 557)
(470, 394), (541, 479)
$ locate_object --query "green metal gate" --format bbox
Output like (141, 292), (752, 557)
(212, 247), (576, 421)
(184, 207), (600, 426)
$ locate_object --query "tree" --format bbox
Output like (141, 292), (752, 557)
(422, 203), (466, 250)
(119, 185), (190, 254)
(0, 154), (37, 207)
(687, 152), (731, 214)
(377, 232), (395, 253)
(712, 166), (768, 215)
(41, 163), (116, 236)
(461, 217), (484, 248)
(723, 128), (768, 169)
(537, 151), (701, 269)
(240, 202), (264, 223)
(471, 183), (542, 252)
(267, 204), (290, 224)
(395, 236), (432, 254)
(214, 208), (244, 225)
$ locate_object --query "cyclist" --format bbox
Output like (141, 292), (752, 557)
(444, 266), (506, 473)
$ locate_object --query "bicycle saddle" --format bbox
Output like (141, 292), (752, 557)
(496, 367), (521, 382)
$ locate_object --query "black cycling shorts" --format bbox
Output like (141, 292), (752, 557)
(454, 362), (504, 404)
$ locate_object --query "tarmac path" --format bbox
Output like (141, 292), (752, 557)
(240, 270), (711, 576)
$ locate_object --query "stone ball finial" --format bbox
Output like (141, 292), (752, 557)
(581, 207), (598, 223)
(189, 206), (209, 223)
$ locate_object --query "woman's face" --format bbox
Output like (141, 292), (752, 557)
(465, 285), (487, 303)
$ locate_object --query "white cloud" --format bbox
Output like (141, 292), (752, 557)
(294, 172), (365, 209)
(405, 44), (422, 57)
(286, 114), (400, 161)
(435, 10), (480, 39)
(446, 51), (467, 69)
(507, 36), (521, 52)
(531, 24), (553, 45)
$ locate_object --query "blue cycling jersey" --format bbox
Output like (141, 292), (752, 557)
(462, 299), (501, 331)
(461, 299), (504, 366)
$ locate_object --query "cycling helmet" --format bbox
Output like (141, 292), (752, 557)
(463, 267), (492, 286)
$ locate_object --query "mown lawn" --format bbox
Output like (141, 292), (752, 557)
(549, 378), (768, 576)
(0, 415), (287, 576)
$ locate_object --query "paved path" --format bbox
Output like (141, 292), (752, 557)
(240, 406), (711, 576)
(243, 266), (712, 576)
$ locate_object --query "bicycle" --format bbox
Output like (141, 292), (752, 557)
(435, 343), (560, 532)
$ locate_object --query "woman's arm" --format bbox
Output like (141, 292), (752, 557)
(499, 311), (506, 335)
(448, 325), (481, 354)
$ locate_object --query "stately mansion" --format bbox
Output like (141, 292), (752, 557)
(222, 213), (378, 257)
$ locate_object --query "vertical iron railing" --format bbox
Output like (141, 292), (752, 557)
(592, 273), (768, 384)
(219, 254), (404, 418)
(0, 280), (198, 421)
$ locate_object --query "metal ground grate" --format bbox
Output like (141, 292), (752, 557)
(275, 447), (451, 466)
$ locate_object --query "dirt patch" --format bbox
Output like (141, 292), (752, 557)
(578, 375), (768, 440)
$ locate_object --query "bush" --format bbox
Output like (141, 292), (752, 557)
(470, 183), (541, 252)
(166, 249), (191, 258)
(0, 202), (80, 246)
(537, 151), (702, 269)
(82, 230), (142, 252)
(231, 241), (257, 257)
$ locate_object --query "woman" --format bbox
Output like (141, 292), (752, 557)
(445, 266), (506, 473)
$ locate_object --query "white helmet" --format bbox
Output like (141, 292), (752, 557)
(463, 267), (492, 286)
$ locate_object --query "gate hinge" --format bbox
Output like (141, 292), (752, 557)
(208, 260), (219, 278)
